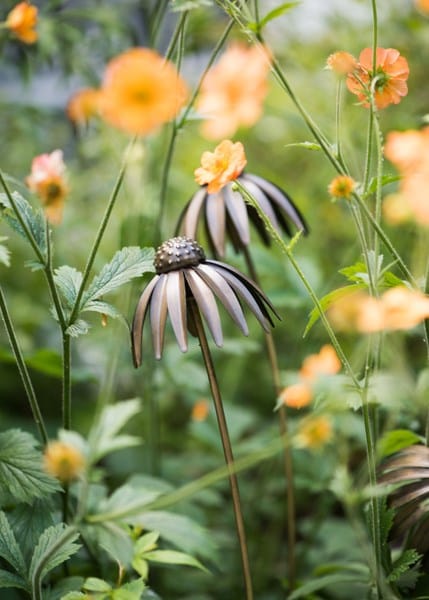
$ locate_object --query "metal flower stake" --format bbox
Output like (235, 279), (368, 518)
(131, 236), (279, 600)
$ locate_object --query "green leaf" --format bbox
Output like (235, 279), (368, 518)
(288, 573), (368, 599)
(29, 524), (81, 593)
(143, 549), (208, 573)
(304, 284), (366, 337)
(83, 577), (112, 592)
(90, 398), (142, 461)
(0, 237), (10, 267)
(44, 576), (85, 600)
(170, 0), (212, 10)
(82, 247), (155, 307)
(381, 270), (405, 289)
(0, 569), (27, 591)
(135, 531), (160, 555)
(81, 300), (125, 321)
(0, 429), (60, 506)
(8, 499), (55, 563)
(65, 319), (90, 337)
(132, 556), (149, 579)
(97, 480), (165, 521)
(284, 141), (321, 151)
(61, 593), (87, 600)
(0, 191), (47, 259)
(54, 266), (83, 311)
(89, 521), (134, 567)
(248, 2), (299, 31)
(388, 549), (422, 583)
(0, 511), (27, 578)
(111, 578), (146, 600)
(339, 261), (369, 283)
(366, 174), (401, 195)
(378, 429), (423, 458)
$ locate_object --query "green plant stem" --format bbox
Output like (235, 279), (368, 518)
(242, 245), (296, 590)
(69, 139), (134, 326)
(62, 333), (72, 430)
(149, 0), (169, 46)
(190, 299), (254, 600)
(0, 286), (48, 444)
(164, 10), (188, 62)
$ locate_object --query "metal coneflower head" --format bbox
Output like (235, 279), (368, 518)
(131, 236), (279, 366)
(176, 172), (308, 258)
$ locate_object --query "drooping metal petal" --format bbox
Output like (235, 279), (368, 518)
(149, 273), (169, 360)
(241, 172), (308, 234)
(178, 187), (207, 239)
(205, 191), (226, 258)
(166, 270), (188, 353)
(195, 263), (249, 336)
(184, 268), (223, 347)
(223, 185), (250, 250)
(131, 274), (160, 367)
(239, 177), (282, 235)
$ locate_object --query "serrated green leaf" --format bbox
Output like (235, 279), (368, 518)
(0, 191), (47, 259)
(83, 577), (112, 592)
(135, 531), (160, 555)
(0, 237), (10, 267)
(54, 266), (83, 311)
(339, 261), (368, 283)
(366, 174), (401, 195)
(0, 429), (60, 506)
(143, 549), (208, 572)
(90, 399), (142, 462)
(288, 573), (368, 599)
(66, 319), (90, 337)
(8, 499), (55, 563)
(89, 521), (134, 567)
(29, 524), (81, 593)
(83, 247), (154, 306)
(0, 511), (27, 578)
(378, 429), (423, 458)
(43, 576), (85, 600)
(81, 300), (124, 321)
(0, 569), (28, 590)
(111, 578), (146, 600)
(304, 284), (366, 337)
(388, 549), (421, 583)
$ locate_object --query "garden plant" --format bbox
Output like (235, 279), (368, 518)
(1, 1), (429, 599)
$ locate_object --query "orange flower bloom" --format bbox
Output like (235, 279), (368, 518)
(295, 416), (333, 449)
(26, 150), (69, 225)
(197, 43), (271, 140)
(346, 48), (409, 109)
(191, 399), (210, 422)
(6, 1), (37, 44)
(328, 175), (356, 199)
(280, 382), (313, 409)
(43, 441), (85, 483)
(98, 48), (188, 136)
(326, 51), (358, 76)
(67, 88), (101, 126)
(299, 345), (341, 381)
(194, 140), (247, 194)
(382, 193), (413, 226)
(385, 127), (429, 226)
(415, 0), (429, 14)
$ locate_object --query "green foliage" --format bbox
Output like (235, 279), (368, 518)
(378, 429), (423, 458)
(0, 236), (10, 267)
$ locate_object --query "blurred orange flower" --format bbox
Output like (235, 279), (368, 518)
(280, 382), (313, 409)
(197, 42), (271, 140)
(382, 193), (413, 226)
(328, 175), (356, 199)
(300, 345), (341, 381)
(6, 1), (37, 44)
(191, 399), (210, 422)
(384, 127), (429, 226)
(326, 51), (358, 76)
(44, 441), (85, 483)
(415, 0), (429, 14)
(98, 48), (188, 136)
(346, 47), (409, 109)
(295, 416), (333, 449)
(67, 88), (101, 126)
(26, 150), (69, 225)
(194, 140), (247, 193)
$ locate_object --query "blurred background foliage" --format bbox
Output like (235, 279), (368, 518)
(1, 0), (429, 598)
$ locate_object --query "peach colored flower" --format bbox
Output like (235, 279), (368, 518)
(326, 51), (358, 76)
(328, 175), (356, 199)
(98, 48), (188, 136)
(26, 150), (69, 225)
(6, 1), (37, 44)
(347, 48), (409, 109)
(43, 441), (85, 483)
(197, 42), (271, 140)
(382, 193), (413, 226)
(191, 399), (210, 422)
(67, 88), (101, 126)
(194, 140), (247, 194)
(415, 0), (429, 14)
(280, 382), (313, 409)
(328, 289), (375, 332)
(299, 345), (341, 381)
(295, 416), (333, 449)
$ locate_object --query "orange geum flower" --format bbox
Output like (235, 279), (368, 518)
(295, 416), (333, 450)
(194, 140), (247, 194)
(98, 48), (188, 136)
(43, 440), (85, 483)
(6, 1), (37, 44)
(67, 88), (101, 126)
(346, 47), (409, 109)
(382, 193), (413, 226)
(279, 382), (313, 409)
(328, 175), (356, 200)
(26, 150), (69, 225)
(299, 345), (341, 381)
(197, 42), (271, 140)
(415, 0), (429, 14)
(191, 399), (210, 422)
(326, 51), (358, 76)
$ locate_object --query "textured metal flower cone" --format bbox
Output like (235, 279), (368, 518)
(176, 172), (308, 258)
(131, 236), (279, 366)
